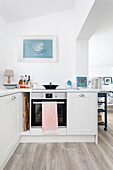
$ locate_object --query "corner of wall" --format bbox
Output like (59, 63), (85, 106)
(0, 16), (7, 86)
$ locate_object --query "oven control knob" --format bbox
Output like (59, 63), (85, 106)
(55, 94), (58, 98)
(40, 94), (43, 98)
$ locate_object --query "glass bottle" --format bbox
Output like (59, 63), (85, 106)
(19, 76), (23, 85)
(28, 75), (31, 86)
(24, 75), (28, 85)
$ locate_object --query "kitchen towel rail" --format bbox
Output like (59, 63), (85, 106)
(33, 102), (65, 104)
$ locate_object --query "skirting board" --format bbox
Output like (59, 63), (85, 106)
(20, 135), (97, 143)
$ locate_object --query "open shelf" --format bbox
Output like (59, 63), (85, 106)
(98, 93), (107, 131)
(98, 122), (105, 126)
(98, 109), (105, 113)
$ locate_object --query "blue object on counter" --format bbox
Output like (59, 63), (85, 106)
(66, 80), (72, 88)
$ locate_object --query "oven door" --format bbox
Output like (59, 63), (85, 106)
(31, 99), (66, 127)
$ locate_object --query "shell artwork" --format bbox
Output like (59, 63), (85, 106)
(32, 42), (44, 52)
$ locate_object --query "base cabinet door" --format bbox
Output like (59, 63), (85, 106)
(67, 93), (97, 135)
(0, 94), (20, 169)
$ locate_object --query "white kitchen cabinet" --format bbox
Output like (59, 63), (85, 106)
(0, 93), (21, 169)
(67, 93), (97, 135)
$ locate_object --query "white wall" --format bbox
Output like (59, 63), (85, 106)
(0, 16), (7, 85)
(6, 10), (76, 87)
(75, 40), (88, 76)
(89, 11), (113, 79)
(89, 66), (113, 78)
(73, 0), (95, 77)
(74, 0), (95, 39)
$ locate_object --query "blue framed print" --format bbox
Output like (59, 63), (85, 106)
(18, 35), (57, 62)
(77, 77), (87, 87)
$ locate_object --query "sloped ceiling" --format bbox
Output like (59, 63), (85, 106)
(77, 0), (113, 40)
(0, 0), (75, 23)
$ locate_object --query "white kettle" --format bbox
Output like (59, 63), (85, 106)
(91, 77), (102, 89)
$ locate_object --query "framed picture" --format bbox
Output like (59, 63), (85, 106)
(76, 77), (87, 87)
(104, 77), (112, 85)
(18, 35), (57, 62)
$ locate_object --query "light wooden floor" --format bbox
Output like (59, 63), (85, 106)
(4, 111), (113, 170)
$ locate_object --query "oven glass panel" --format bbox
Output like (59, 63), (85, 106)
(58, 104), (65, 125)
(31, 100), (66, 126)
(34, 104), (42, 126)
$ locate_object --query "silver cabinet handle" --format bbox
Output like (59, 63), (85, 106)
(11, 96), (16, 100)
(79, 94), (85, 97)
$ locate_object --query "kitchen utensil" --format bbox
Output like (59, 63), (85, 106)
(91, 77), (102, 89)
(43, 82), (59, 89)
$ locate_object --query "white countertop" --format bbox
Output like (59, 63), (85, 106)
(0, 88), (106, 97)
(20, 88), (101, 93)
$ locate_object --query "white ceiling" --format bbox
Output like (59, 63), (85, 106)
(0, 0), (75, 23)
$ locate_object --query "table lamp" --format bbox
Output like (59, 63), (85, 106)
(4, 69), (14, 84)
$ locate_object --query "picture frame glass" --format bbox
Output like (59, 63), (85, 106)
(23, 39), (53, 59)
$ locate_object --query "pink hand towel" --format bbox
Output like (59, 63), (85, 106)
(42, 102), (58, 131)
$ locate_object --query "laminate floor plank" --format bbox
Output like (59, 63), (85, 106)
(32, 143), (48, 170)
(61, 148), (79, 170)
(85, 142), (113, 170)
(3, 155), (21, 170)
(14, 143), (30, 155)
(67, 143), (96, 170)
(47, 143), (66, 170)
(98, 133), (113, 166)
(99, 127), (113, 148)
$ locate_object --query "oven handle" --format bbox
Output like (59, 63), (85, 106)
(33, 102), (65, 104)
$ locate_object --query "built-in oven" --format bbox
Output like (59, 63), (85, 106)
(31, 93), (67, 127)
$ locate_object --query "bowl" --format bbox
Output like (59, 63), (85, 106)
(3, 84), (17, 89)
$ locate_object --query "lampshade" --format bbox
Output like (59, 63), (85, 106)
(4, 69), (14, 77)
